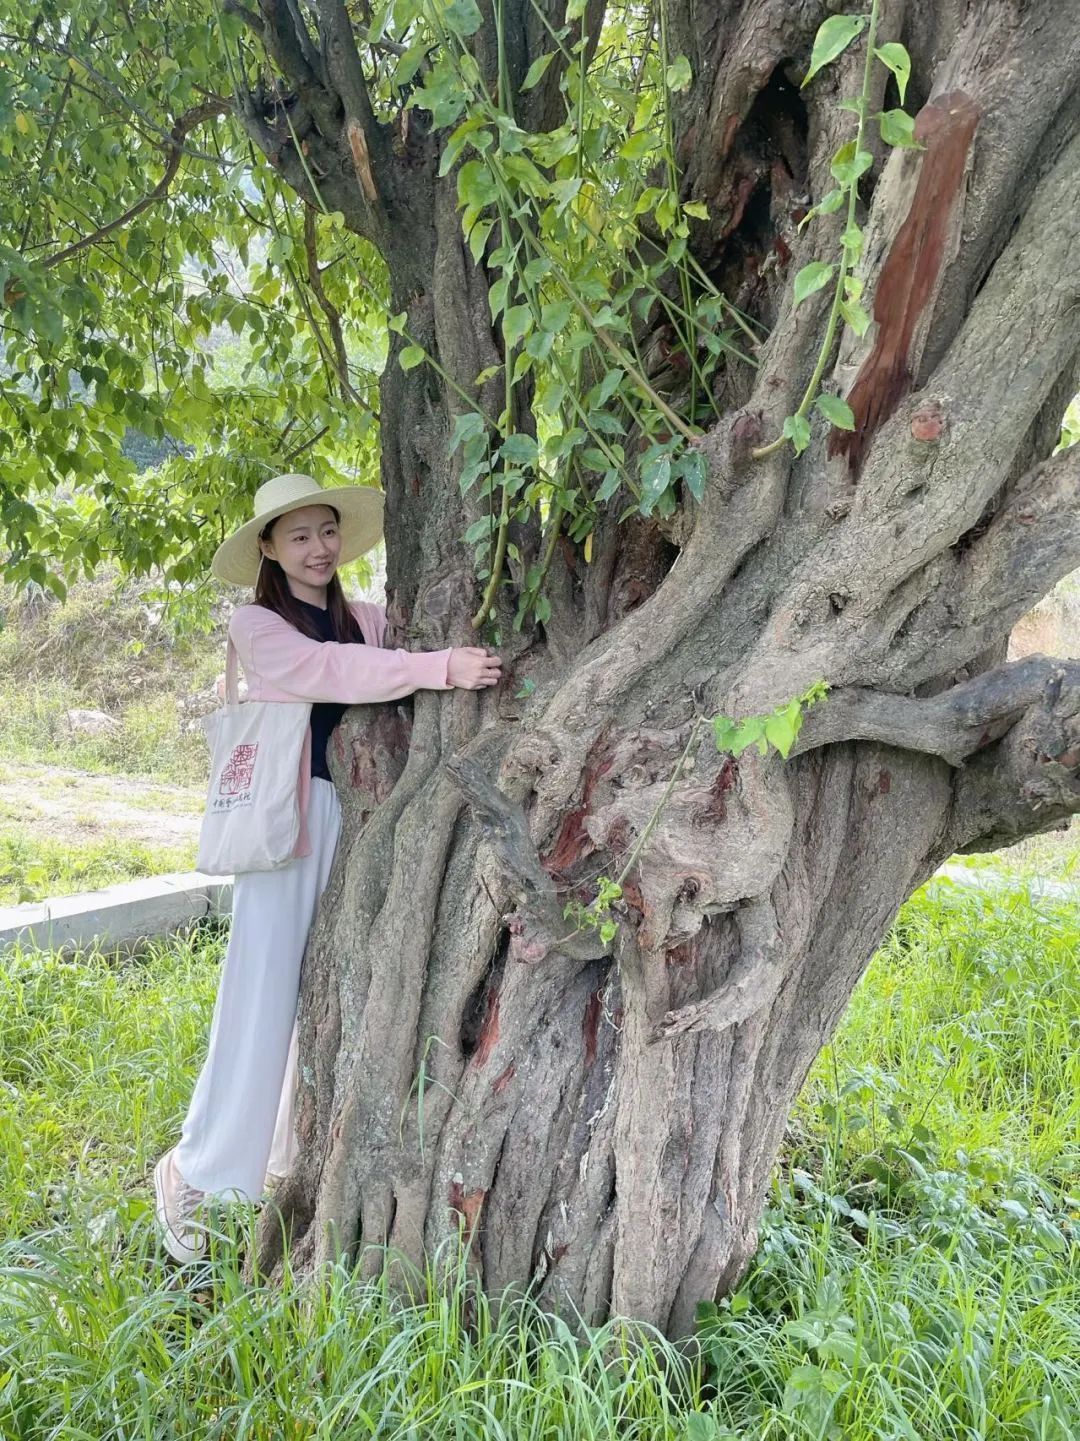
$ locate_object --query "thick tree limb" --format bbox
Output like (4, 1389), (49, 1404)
(793, 656), (1076, 767)
(950, 663), (1080, 852)
(881, 441), (1080, 688)
(255, 0), (342, 141)
(829, 92), (981, 476)
(314, 1), (383, 174)
(724, 121), (1080, 721)
(909, 2), (1080, 379)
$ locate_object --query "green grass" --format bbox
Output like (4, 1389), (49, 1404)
(1, 889), (1078, 1438)
(0, 574), (223, 787)
(0, 675), (211, 788)
(0, 822), (198, 905)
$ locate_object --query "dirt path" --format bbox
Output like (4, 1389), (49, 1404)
(0, 761), (204, 849)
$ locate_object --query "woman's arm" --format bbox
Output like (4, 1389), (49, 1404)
(230, 606), (452, 704)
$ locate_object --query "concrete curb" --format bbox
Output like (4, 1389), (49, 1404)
(0, 871), (234, 957)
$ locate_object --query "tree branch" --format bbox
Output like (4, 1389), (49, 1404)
(793, 656), (1074, 766)
(302, 204), (362, 404)
(49, 44), (228, 164)
(38, 100), (228, 272)
(857, 120), (1080, 573)
(882, 439), (1080, 688)
(255, 0), (342, 140)
(949, 661), (1080, 853)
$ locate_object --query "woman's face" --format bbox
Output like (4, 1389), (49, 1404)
(260, 504), (342, 605)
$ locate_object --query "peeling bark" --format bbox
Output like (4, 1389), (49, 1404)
(239, 0), (1080, 1335)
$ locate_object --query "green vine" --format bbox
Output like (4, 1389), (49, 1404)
(752, 3), (918, 460)
(393, 0), (757, 632)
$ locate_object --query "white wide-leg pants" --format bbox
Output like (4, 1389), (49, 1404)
(175, 778), (342, 1202)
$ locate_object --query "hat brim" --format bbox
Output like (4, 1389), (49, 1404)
(211, 487), (384, 588)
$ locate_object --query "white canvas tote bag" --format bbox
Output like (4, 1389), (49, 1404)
(196, 639), (311, 875)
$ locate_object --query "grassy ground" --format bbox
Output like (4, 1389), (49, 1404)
(0, 576), (213, 901)
(0, 762), (200, 904)
(0, 575), (224, 788)
(0, 882), (1077, 1439)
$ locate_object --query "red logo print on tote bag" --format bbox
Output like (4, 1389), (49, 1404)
(213, 741), (259, 811)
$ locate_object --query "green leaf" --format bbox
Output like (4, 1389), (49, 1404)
(793, 261), (835, 305)
(523, 255), (551, 285)
(665, 56), (692, 92)
(502, 304), (532, 348)
(450, 411), (486, 452)
(683, 200), (709, 220)
(599, 919), (618, 944)
(488, 275), (510, 320)
(464, 517), (497, 544)
(815, 393), (855, 430)
(764, 712), (798, 759)
(840, 222), (863, 263)
(540, 299), (572, 332)
(782, 413), (812, 455)
(444, 0), (483, 36)
(596, 469), (622, 502)
(521, 51), (555, 90)
(619, 131), (653, 162)
(398, 344), (425, 371)
(878, 107), (919, 148)
(728, 717), (766, 756)
(468, 218), (494, 264)
(830, 142), (874, 186)
(500, 432), (538, 465)
(677, 449), (708, 503)
(802, 14), (868, 88)
(839, 298), (871, 336)
(639, 451), (672, 516)
(800, 188), (845, 228)
(874, 42), (911, 104)
(457, 159), (498, 210)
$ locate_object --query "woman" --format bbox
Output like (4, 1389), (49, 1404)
(153, 472), (501, 1261)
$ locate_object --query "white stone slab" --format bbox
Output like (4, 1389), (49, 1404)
(0, 871), (233, 956)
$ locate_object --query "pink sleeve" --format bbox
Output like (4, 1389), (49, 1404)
(231, 608), (453, 703)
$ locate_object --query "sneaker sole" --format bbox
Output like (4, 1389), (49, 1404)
(153, 1152), (206, 1263)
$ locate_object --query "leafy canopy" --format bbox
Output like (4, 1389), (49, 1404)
(0, 0), (385, 607)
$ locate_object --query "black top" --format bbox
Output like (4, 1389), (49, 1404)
(295, 598), (364, 781)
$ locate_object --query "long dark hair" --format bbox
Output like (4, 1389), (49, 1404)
(254, 506), (365, 644)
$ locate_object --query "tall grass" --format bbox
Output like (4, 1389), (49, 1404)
(1, 885), (1078, 1439)
(0, 824), (198, 905)
(0, 575), (224, 786)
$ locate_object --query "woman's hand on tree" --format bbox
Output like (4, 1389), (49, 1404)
(448, 647), (503, 690)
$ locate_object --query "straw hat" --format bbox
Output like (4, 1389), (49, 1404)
(211, 473), (384, 587)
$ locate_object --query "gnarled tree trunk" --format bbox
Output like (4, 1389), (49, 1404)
(235, 0), (1080, 1335)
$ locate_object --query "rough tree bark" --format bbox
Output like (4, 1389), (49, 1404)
(230, 0), (1080, 1335)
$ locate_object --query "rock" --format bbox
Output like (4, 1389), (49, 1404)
(64, 708), (122, 737)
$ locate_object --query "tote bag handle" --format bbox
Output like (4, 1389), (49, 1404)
(224, 636), (241, 706)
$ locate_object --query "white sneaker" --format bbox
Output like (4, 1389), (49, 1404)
(153, 1148), (208, 1262)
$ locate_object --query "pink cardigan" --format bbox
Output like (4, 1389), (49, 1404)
(228, 600), (453, 858)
